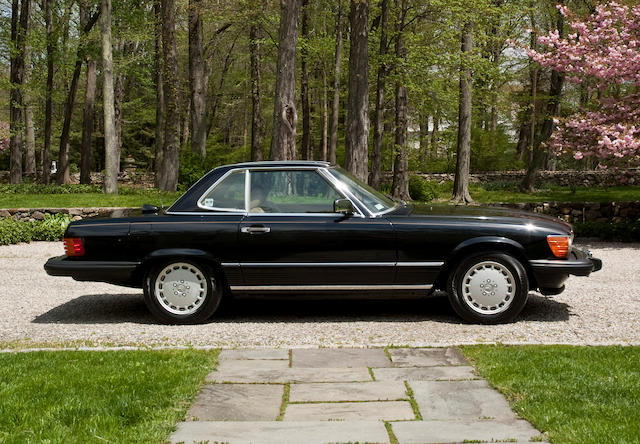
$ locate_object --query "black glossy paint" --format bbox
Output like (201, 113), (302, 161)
(45, 161), (600, 299)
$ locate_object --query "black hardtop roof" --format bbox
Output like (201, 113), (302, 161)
(223, 160), (332, 169)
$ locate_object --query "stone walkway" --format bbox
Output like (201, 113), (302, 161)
(171, 348), (546, 444)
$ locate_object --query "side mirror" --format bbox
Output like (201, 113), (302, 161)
(142, 204), (159, 215)
(333, 198), (355, 215)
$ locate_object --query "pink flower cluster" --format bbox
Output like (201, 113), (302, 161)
(0, 122), (9, 153)
(526, 2), (640, 163)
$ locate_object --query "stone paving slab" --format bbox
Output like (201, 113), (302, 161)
(292, 348), (392, 368)
(218, 359), (290, 372)
(391, 419), (542, 444)
(409, 380), (518, 421)
(373, 365), (477, 381)
(171, 420), (391, 444)
(389, 347), (467, 367)
(186, 384), (283, 421)
(289, 381), (407, 402)
(207, 366), (372, 383)
(219, 348), (289, 360)
(284, 401), (415, 421)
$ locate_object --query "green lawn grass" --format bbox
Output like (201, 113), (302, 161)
(461, 345), (640, 444)
(0, 349), (218, 443)
(0, 184), (638, 209)
(459, 185), (640, 203)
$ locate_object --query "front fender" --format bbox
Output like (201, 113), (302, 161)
(433, 236), (530, 290)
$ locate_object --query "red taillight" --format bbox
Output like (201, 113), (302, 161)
(64, 237), (85, 256)
(547, 235), (570, 258)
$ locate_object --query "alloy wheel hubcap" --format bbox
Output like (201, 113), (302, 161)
(462, 261), (515, 314)
(154, 263), (208, 315)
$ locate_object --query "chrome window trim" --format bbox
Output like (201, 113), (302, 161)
(323, 167), (397, 217)
(230, 284), (433, 291)
(165, 211), (247, 216)
(245, 167), (365, 218)
(197, 168), (248, 212)
(317, 168), (371, 218)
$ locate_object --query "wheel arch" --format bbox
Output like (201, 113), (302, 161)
(433, 236), (537, 290)
(134, 248), (229, 291)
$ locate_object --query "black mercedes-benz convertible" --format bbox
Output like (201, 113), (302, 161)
(45, 161), (601, 324)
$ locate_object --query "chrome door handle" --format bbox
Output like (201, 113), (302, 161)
(241, 226), (271, 234)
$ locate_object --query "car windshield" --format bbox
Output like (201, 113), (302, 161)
(328, 167), (397, 214)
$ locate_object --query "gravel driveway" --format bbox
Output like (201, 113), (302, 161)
(1, 241), (638, 348)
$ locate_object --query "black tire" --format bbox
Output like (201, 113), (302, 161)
(143, 260), (223, 324)
(447, 252), (529, 324)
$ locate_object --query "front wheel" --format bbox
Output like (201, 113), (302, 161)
(143, 260), (223, 324)
(447, 252), (529, 324)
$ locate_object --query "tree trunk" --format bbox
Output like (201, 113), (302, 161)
(154, 0), (164, 187)
(114, 70), (124, 172)
(370, 0), (388, 188)
(9, 0), (30, 184)
(430, 114), (439, 158)
(42, 0), (53, 184)
(344, 0), (369, 182)
(328, 0), (343, 165)
(102, 0), (118, 193)
(391, 1), (409, 200)
(81, 56), (97, 184)
(271, 0), (301, 161)
(321, 67), (328, 161)
(58, 8), (100, 185)
(521, 5), (564, 192)
(452, 21), (473, 204)
(300, 0), (311, 160)
(189, 0), (207, 157)
(24, 41), (36, 177)
(159, 0), (180, 191)
(249, 22), (263, 161)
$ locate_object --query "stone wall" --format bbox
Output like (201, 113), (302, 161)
(387, 169), (640, 187)
(0, 207), (135, 222)
(493, 201), (640, 223)
(1, 202), (639, 224)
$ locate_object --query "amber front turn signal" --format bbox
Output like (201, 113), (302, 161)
(547, 235), (571, 258)
(64, 237), (85, 256)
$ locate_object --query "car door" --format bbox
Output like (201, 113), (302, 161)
(235, 168), (396, 290)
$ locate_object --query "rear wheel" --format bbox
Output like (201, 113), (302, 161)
(143, 260), (222, 324)
(447, 252), (529, 324)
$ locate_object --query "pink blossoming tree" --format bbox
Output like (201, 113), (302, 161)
(527, 2), (640, 164)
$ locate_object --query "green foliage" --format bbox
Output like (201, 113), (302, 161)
(408, 175), (438, 202)
(574, 221), (640, 242)
(462, 345), (640, 444)
(0, 213), (72, 246)
(0, 349), (218, 443)
(470, 126), (524, 172)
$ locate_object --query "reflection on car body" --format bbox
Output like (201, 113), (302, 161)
(45, 161), (602, 325)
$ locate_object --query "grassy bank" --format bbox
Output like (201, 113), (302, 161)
(0, 184), (180, 209)
(462, 345), (640, 444)
(0, 349), (218, 443)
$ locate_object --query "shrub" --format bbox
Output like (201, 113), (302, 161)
(574, 221), (640, 242)
(409, 175), (438, 202)
(0, 213), (72, 246)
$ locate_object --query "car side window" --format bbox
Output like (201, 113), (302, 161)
(199, 170), (246, 211)
(249, 170), (342, 214)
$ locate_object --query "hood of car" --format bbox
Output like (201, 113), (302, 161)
(387, 203), (573, 233)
